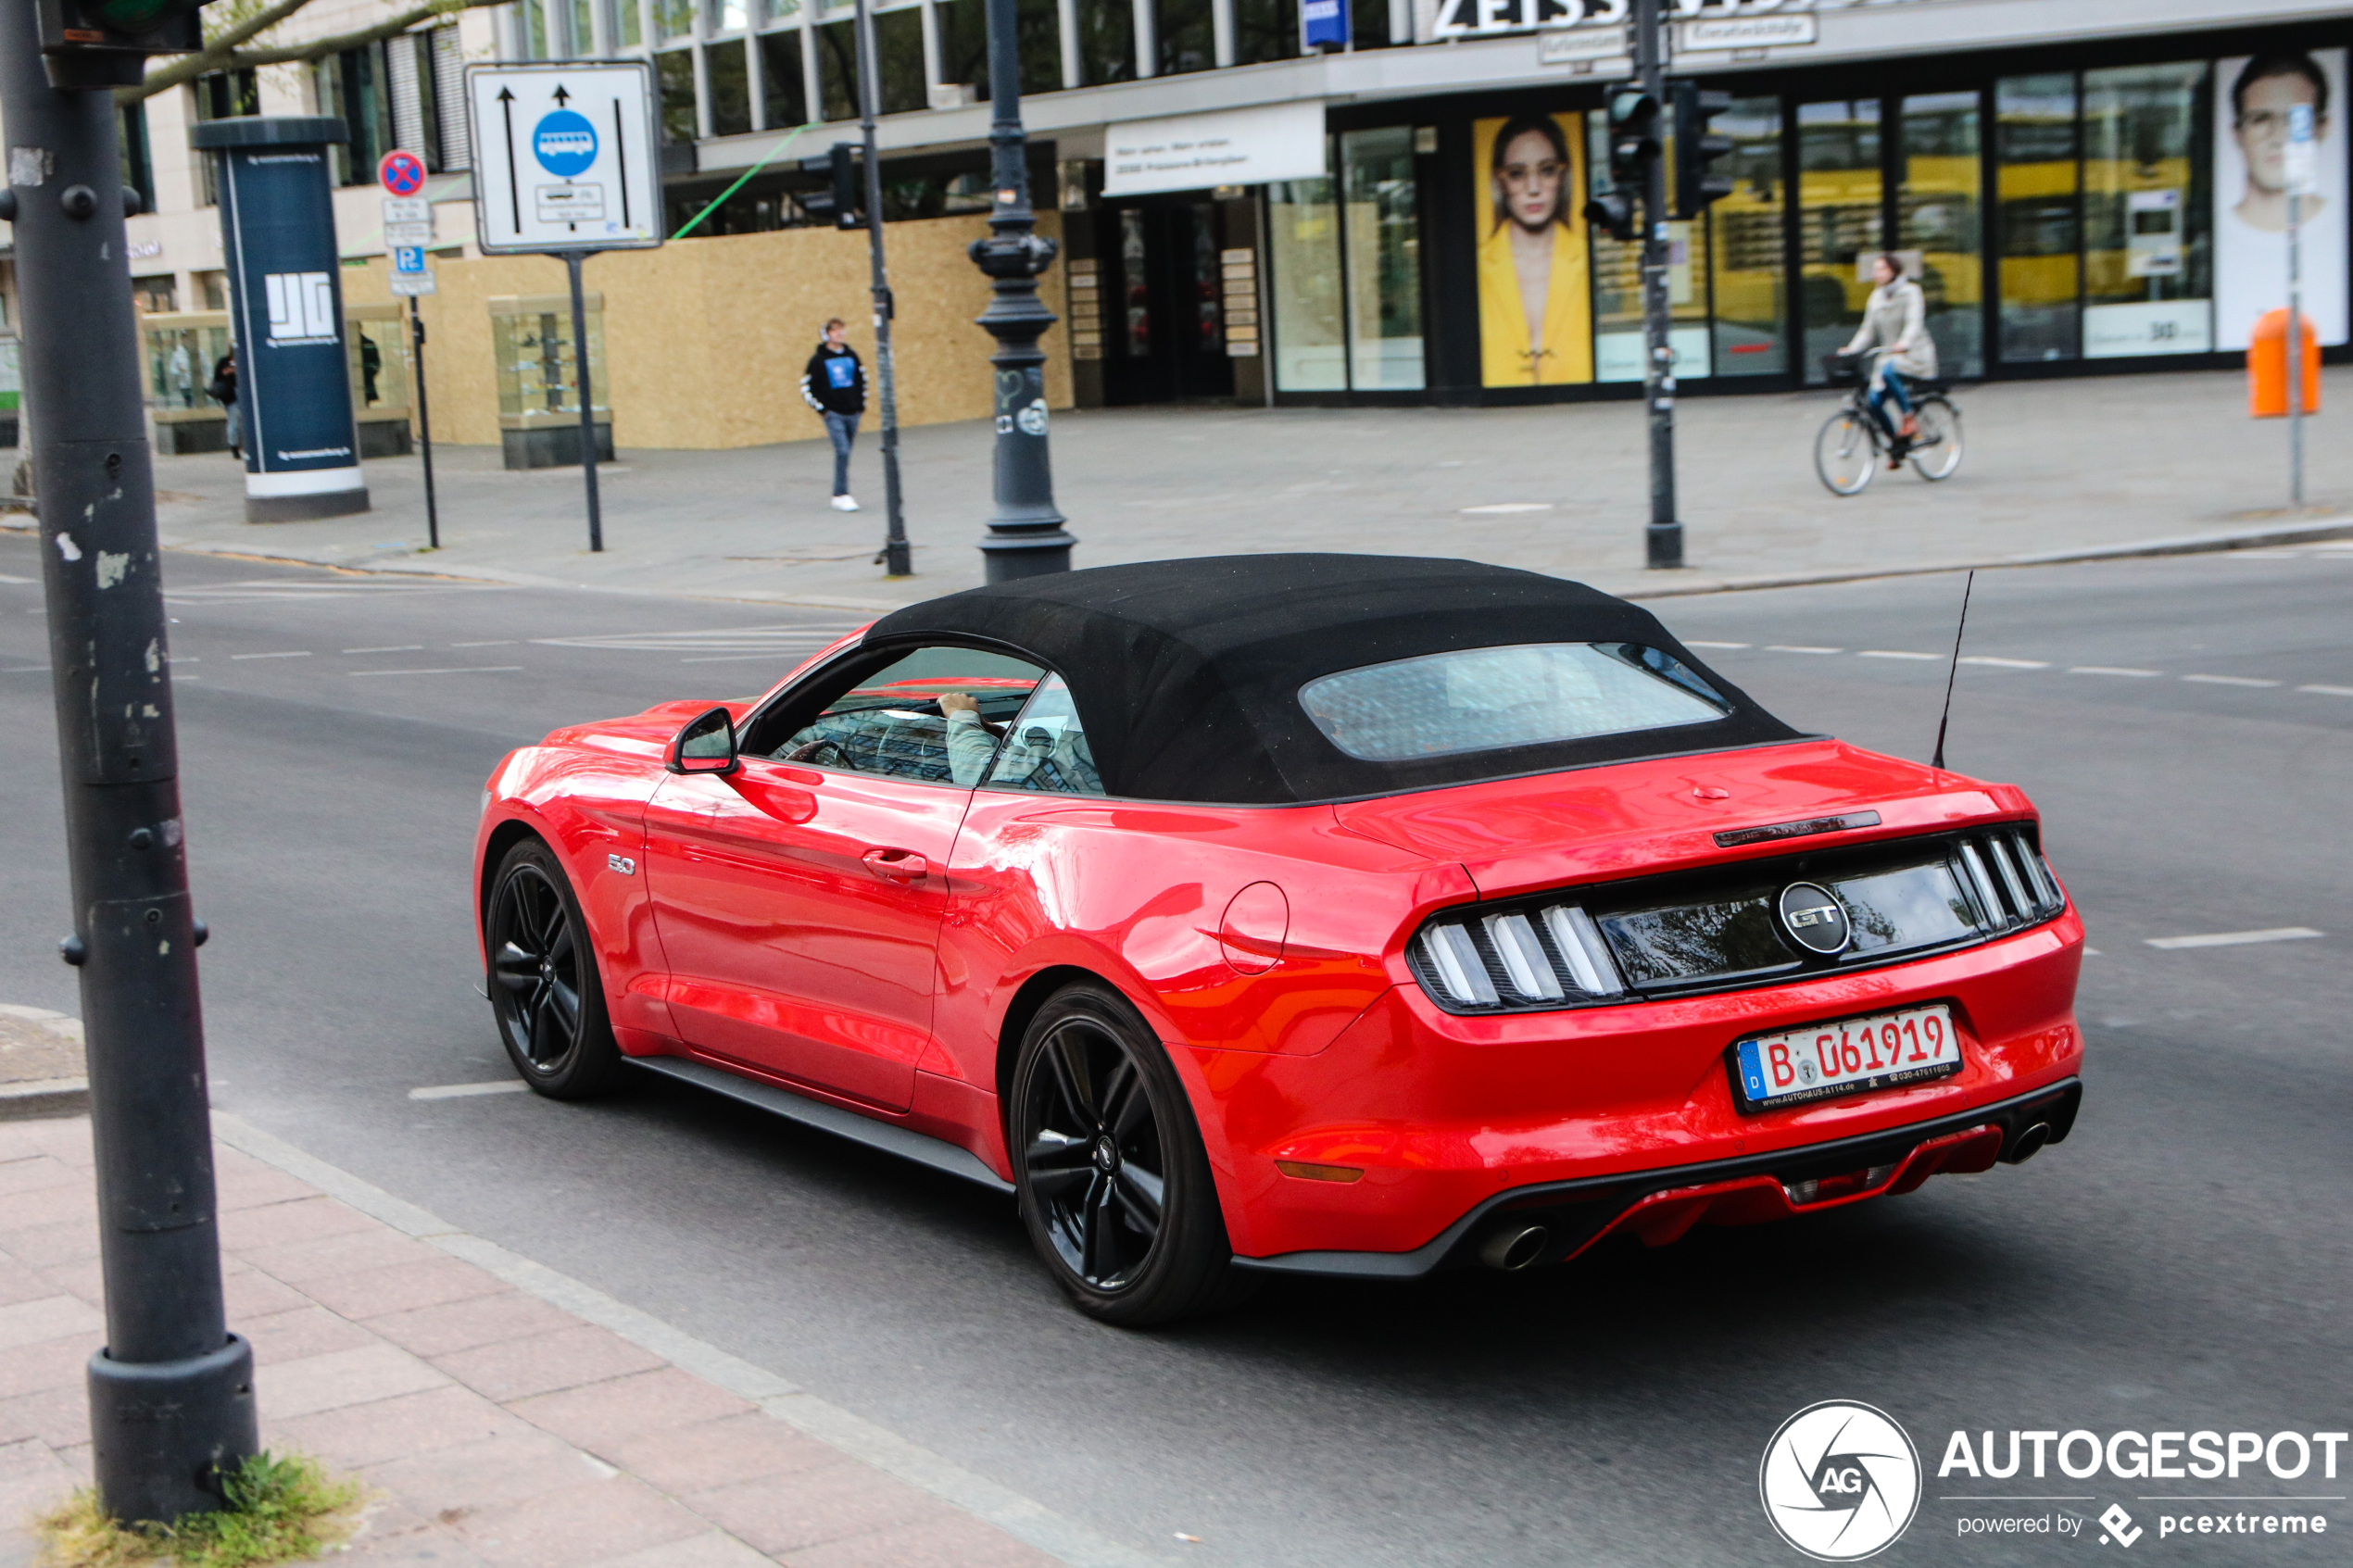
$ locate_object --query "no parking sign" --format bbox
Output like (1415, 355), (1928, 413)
(378, 148), (427, 196)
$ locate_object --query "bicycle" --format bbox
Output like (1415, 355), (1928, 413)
(1814, 351), (1962, 495)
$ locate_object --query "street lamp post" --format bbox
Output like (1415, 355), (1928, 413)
(0, 0), (257, 1525)
(968, 0), (1075, 580)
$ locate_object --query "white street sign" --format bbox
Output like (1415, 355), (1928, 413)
(2285, 103), (2319, 196)
(390, 270), (438, 296)
(381, 196), (430, 226)
(384, 220), (435, 247)
(466, 61), (661, 253)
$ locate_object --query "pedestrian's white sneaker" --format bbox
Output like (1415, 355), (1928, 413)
(832, 494), (861, 511)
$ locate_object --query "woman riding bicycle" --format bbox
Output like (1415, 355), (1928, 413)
(1841, 254), (1937, 467)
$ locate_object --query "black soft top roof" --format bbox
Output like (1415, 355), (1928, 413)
(863, 554), (1802, 804)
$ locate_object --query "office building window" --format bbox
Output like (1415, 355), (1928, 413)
(1900, 90), (1984, 379)
(1076, 0), (1135, 85)
(655, 0), (694, 43)
(1996, 73), (2079, 363)
(709, 0), (748, 30)
(1156, 0), (1212, 74)
(1348, 0), (1392, 48)
(658, 48), (698, 140)
(1709, 95), (1785, 376)
(1798, 98), (1883, 383)
(120, 103), (155, 215)
(2082, 61), (2212, 358)
(761, 30), (808, 127)
(319, 44), (395, 184)
(519, 0), (550, 56)
(192, 69), (259, 206)
(708, 38), (753, 134)
(815, 19), (857, 120)
(616, 0), (644, 47)
(937, 0), (1061, 99)
(569, 0), (597, 51)
(433, 30), (471, 169)
(1233, 0), (1290, 66)
(388, 31), (445, 171)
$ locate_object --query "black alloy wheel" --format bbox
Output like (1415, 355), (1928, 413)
(1011, 983), (1252, 1324)
(485, 839), (625, 1098)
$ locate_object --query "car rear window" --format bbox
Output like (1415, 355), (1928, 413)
(1297, 642), (1730, 762)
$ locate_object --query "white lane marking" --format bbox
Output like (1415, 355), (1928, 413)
(1959, 656), (2049, 669)
(2299, 684), (2353, 696)
(4, 666), (52, 674)
(210, 1111), (1165, 1568)
(1460, 502), (1553, 514)
(1859, 649), (1941, 660)
(2146, 927), (2323, 950)
(1766, 645), (1842, 655)
(0, 574), (33, 584)
(348, 665), (524, 677)
(678, 652), (820, 664)
(2182, 674), (2280, 687)
(166, 656), (199, 664)
(2069, 666), (2162, 677)
(231, 650), (312, 660)
(409, 1080), (530, 1100)
(344, 645), (425, 654)
(534, 624), (866, 654)
(1686, 640), (1749, 649)
(167, 580), (508, 604)
(451, 640), (518, 647)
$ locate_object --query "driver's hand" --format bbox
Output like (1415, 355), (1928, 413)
(938, 692), (979, 720)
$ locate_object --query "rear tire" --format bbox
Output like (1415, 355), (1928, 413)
(1910, 396), (1963, 481)
(484, 839), (627, 1099)
(1010, 983), (1252, 1325)
(1815, 408), (1878, 495)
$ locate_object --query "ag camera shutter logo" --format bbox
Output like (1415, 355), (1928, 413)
(1760, 1400), (1921, 1561)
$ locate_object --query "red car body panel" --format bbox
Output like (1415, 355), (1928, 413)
(477, 678), (2084, 1272)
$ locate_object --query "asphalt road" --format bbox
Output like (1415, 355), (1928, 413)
(2, 533), (2347, 1568)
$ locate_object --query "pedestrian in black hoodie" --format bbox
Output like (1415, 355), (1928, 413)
(800, 319), (867, 511)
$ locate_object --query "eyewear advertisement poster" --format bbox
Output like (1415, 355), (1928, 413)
(1476, 113), (1594, 386)
(2215, 48), (2347, 351)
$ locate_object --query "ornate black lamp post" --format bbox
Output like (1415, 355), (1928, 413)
(968, 0), (1075, 579)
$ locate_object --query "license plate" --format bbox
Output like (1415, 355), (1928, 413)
(1732, 1003), (1961, 1112)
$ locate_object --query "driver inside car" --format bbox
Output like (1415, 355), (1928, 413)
(937, 691), (1000, 786)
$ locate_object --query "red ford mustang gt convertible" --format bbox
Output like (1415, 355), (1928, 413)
(474, 555), (2082, 1323)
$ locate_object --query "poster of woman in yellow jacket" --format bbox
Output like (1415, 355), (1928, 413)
(1477, 112), (1594, 386)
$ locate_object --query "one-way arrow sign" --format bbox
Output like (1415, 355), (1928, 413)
(465, 62), (661, 254)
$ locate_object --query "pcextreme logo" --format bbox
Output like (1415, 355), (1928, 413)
(1759, 1400), (1923, 1561)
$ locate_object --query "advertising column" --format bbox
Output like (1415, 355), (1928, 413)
(189, 117), (369, 522)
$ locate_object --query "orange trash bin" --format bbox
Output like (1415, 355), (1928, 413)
(2248, 308), (2322, 417)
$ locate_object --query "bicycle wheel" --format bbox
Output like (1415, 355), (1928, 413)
(1910, 397), (1962, 482)
(1815, 408), (1878, 495)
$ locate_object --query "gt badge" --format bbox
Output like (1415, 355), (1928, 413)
(1779, 882), (1852, 956)
(608, 854), (636, 875)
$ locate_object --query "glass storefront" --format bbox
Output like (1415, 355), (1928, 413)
(1258, 34), (2346, 404)
(1271, 133), (1424, 393)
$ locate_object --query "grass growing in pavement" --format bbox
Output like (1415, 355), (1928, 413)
(34, 1450), (364, 1568)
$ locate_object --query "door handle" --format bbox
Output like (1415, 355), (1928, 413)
(862, 847), (928, 882)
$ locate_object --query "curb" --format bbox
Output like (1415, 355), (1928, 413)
(0, 1078), (89, 1122)
(1617, 517), (2353, 600)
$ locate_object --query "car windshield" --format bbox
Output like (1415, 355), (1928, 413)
(1298, 642), (1730, 762)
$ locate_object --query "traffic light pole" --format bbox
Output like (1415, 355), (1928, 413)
(1635, 0), (1682, 570)
(854, 0), (912, 575)
(410, 301), (441, 549)
(0, 5), (258, 1525)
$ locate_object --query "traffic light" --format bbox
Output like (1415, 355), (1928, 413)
(1581, 87), (1657, 245)
(799, 144), (864, 230)
(1672, 82), (1736, 220)
(37, 0), (208, 88)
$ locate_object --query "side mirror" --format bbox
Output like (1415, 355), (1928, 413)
(668, 707), (739, 775)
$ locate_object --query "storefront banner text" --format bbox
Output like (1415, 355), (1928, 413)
(1103, 103), (1327, 197)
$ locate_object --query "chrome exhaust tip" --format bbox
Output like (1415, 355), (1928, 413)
(2004, 1122), (2052, 1164)
(1478, 1223), (1551, 1273)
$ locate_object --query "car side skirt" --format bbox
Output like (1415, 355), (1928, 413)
(627, 1056), (1014, 1195)
(1230, 1078), (2082, 1281)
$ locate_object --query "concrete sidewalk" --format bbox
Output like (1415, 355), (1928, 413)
(0, 1111), (1102, 1568)
(120, 365), (2353, 610)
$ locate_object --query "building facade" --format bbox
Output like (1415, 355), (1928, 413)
(545, 0), (2353, 408)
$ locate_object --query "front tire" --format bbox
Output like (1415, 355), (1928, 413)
(1010, 983), (1250, 1325)
(485, 838), (626, 1098)
(1815, 408), (1878, 495)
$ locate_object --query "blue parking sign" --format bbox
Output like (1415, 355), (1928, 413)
(393, 245), (428, 274)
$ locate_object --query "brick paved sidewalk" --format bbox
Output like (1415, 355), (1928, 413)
(0, 1115), (1069, 1568)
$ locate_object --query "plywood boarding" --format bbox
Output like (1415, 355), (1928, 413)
(343, 211), (1072, 450)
